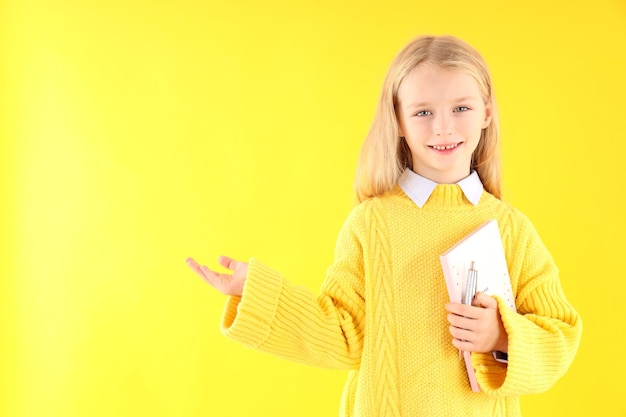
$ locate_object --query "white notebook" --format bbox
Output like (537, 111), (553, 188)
(440, 219), (516, 392)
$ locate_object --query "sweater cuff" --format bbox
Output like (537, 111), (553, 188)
(472, 296), (515, 393)
(474, 296), (542, 395)
(220, 258), (283, 349)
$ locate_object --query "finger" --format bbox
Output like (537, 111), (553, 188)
(472, 292), (497, 309)
(449, 325), (476, 344)
(445, 302), (467, 315)
(186, 258), (205, 276)
(199, 265), (230, 288)
(447, 312), (474, 329)
(446, 303), (478, 318)
(187, 260), (226, 290)
(451, 337), (475, 351)
(218, 255), (241, 272)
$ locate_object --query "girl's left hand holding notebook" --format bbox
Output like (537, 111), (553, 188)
(446, 292), (508, 354)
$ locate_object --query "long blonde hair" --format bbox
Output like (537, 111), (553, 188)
(355, 35), (501, 202)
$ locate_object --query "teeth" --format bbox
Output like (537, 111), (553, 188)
(432, 143), (459, 150)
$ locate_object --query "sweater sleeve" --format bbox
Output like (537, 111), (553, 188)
(473, 213), (582, 396)
(219, 210), (366, 370)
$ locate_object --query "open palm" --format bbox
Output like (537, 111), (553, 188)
(186, 256), (248, 296)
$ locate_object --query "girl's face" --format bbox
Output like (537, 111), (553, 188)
(396, 64), (492, 184)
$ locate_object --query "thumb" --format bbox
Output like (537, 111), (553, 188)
(472, 292), (498, 309)
(218, 255), (241, 272)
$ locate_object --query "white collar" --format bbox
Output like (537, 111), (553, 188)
(398, 169), (483, 208)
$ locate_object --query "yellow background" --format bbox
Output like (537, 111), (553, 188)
(1, 0), (624, 416)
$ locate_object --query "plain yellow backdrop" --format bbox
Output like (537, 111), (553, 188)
(1, 0), (625, 416)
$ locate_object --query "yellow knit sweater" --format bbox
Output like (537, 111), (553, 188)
(220, 185), (582, 416)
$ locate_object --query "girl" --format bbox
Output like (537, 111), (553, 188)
(186, 35), (582, 416)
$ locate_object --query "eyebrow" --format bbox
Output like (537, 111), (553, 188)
(404, 96), (481, 108)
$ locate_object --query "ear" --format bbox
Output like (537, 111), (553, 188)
(482, 101), (493, 129)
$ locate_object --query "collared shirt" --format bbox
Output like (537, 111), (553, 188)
(398, 169), (483, 208)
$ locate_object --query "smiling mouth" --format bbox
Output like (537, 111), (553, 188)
(430, 142), (462, 151)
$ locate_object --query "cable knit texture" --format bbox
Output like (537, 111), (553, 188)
(220, 185), (582, 416)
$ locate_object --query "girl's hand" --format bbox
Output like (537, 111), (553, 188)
(186, 256), (248, 296)
(445, 292), (508, 353)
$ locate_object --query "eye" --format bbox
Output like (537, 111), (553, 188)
(414, 110), (432, 117)
(454, 106), (470, 112)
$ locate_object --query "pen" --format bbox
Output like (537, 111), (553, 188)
(464, 262), (478, 305)
(459, 262), (478, 360)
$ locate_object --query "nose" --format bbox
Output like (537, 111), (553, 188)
(434, 113), (453, 136)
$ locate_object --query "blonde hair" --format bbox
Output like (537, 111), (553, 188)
(355, 35), (501, 202)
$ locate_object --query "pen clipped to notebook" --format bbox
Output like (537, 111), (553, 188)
(458, 262), (479, 360)
(464, 262), (478, 305)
